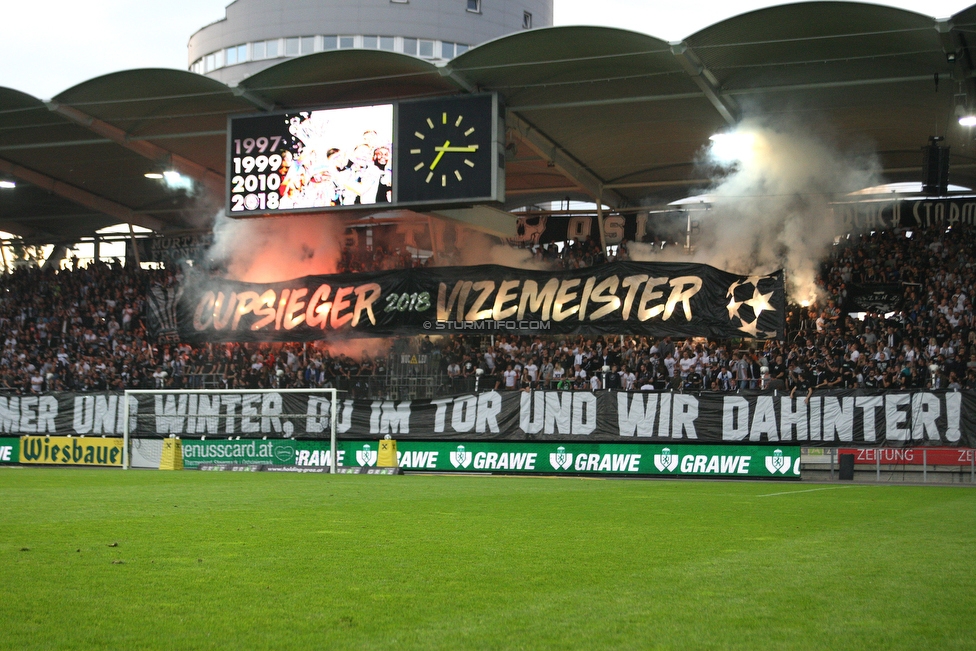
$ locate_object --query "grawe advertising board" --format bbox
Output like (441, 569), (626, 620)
(0, 437), (18, 464)
(19, 436), (123, 467)
(174, 438), (800, 478)
(838, 447), (976, 466)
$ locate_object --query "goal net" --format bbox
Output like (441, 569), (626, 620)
(122, 388), (339, 471)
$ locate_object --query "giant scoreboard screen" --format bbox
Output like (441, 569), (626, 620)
(227, 94), (503, 216)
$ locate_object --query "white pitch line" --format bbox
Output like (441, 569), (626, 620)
(756, 485), (857, 497)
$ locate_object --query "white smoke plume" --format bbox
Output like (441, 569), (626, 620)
(456, 232), (551, 269)
(630, 116), (880, 304)
(428, 218), (553, 270)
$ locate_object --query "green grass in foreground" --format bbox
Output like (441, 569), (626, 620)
(0, 469), (974, 650)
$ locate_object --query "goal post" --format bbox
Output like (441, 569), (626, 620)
(122, 388), (339, 472)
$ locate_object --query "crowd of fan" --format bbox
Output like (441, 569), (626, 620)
(336, 245), (425, 273)
(529, 238), (621, 268)
(335, 236), (617, 273)
(2, 224), (976, 396)
(0, 259), (168, 393)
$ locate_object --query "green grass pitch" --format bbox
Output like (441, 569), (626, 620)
(1, 468), (974, 650)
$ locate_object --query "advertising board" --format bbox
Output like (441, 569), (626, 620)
(837, 447), (976, 466)
(0, 436), (18, 464)
(178, 439), (800, 478)
(180, 438), (333, 469)
(19, 436), (123, 467)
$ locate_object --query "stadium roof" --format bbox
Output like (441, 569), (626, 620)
(1, 1), (975, 243)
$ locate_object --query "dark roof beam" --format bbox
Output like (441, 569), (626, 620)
(509, 91), (702, 112)
(0, 218), (56, 241)
(604, 179), (709, 190)
(505, 186), (581, 195)
(0, 130), (225, 154)
(46, 102), (225, 196)
(508, 112), (625, 208)
(0, 157), (166, 233)
(670, 42), (739, 126)
(728, 74), (935, 96)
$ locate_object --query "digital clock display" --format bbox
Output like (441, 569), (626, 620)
(227, 104), (393, 215)
(226, 94), (502, 216)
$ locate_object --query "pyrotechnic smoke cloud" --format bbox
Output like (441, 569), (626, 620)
(456, 232), (551, 269)
(426, 218), (553, 270)
(630, 116), (880, 304)
(196, 211), (390, 353)
(204, 209), (546, 282)
(206, 212), (346, 282)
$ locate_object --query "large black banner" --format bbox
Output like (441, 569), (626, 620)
(136, 233), (214, 265)
(510, 212), (687, 246)
(3, 390), (972, 447)
(176, 262), (786, 341)
(835, 197), (976, 231)
(845, 283), (905, 313)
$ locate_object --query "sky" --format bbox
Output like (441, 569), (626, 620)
(0, 0), (973, 100)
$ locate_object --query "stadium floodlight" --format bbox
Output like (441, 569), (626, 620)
(144, 172), (164, 179)
(122, 388), (339, 472)
(708, 131), (757, 165)
(959, 115), (976, 127)
(0, 180), (15, 189)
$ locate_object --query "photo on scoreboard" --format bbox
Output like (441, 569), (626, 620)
(228, 104), (394, 214)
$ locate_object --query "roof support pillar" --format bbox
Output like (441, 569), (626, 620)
(437, 65), (479, 93)
(231, 86), (277, 112)
(508, 112), (624, 208)
(670, 41), (739, 126)
(939, 19), (976, 116)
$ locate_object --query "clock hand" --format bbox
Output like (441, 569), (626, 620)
(429, 140), (450, 170)
(433, 144), (480, 153)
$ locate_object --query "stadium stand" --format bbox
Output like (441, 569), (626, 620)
(2, 224), (975, 398)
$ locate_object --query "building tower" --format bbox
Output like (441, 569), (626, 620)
(189, 0), (553, 86)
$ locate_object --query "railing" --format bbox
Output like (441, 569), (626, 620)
(386, 352), (445, 400)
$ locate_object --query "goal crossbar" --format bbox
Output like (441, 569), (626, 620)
(122, 388), (339, 472)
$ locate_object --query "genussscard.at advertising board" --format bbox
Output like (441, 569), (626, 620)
(176, 438), (799, 478)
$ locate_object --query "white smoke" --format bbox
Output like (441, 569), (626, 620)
(162, 171), (195, 193)
(428, 218), (553, 270)
(630, 116), (880, 304)
(457, 232), (552, 269)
